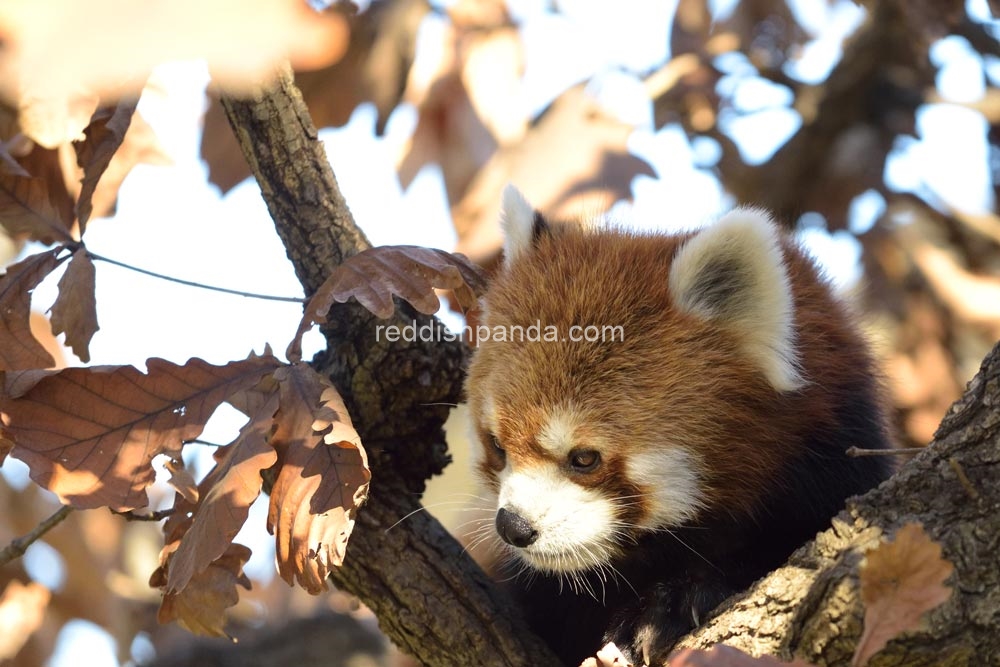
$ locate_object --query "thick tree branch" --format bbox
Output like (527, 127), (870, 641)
(219, 67), (558, 666)
(670, 340), (1000, 664)
(219, 70), (369, 291)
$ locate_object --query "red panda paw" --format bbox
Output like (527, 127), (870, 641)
(604, 577), (735, 666)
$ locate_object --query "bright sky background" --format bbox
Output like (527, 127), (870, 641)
(1, 0), (996, 664)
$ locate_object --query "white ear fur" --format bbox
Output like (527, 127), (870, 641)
(500, 184), (536, 267)
(669, 208), (804, 392)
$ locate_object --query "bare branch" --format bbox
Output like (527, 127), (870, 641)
(110, 508), (174, 522)
(0, 505), (73, 567)
(846, 446), (925, 457)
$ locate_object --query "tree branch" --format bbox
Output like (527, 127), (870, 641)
(110, 508), (174, 522)
(218, 66), (558, 666)
(0, 505), (73, 567)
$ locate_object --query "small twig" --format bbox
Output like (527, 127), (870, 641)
(183, 438), (226, 448)
(846, 446), (926, 457)
(86, 251), (306, 303)
(0, 505), (74, 567)
(110, 508), (175, 522)
(948, 457), (981, 501)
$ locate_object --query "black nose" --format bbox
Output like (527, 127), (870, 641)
(495, 507), (539, 548)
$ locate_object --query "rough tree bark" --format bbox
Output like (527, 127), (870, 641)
(218, 68), (559, 666)
(215, 67), (1000, 667)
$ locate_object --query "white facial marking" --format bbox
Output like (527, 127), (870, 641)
(669, 208), (804, 392)
(497, 465), (617, 573)
(626, 448), (705, 529)
(536, 409), (578, 458)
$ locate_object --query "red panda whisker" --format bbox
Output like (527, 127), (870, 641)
(384, 499), (484, 533)
(599, 560), (635, 602)
(459, 533), (490, 549)
(604, 562), (641, 601)
(458, 526), (496, 547)
(571, 565), (595, 600)
(455, 517), (494, 534)
(495, 545), (535, 581)
(660, 528), (721, 573)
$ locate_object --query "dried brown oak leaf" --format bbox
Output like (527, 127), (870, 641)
(0, 248), (62, 370)
(166, 384), (279, 594)
(0, 144), (76, 243)
(48, 247), (98, 363)
(267, 363), (370, 593)
(0, 103), (30, 177)
(151, 541), (252, 639)
(163, 456), (199, 505)
(668, 645), (815, 666)
(852, 523), (954, 667)
(287, 245), (487, 361)
(1, 353), (281, 511)
(73, 99), (138, 230)
(71, 104), (170, 223)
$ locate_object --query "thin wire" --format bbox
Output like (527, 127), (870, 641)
(86, 251), (306, 303)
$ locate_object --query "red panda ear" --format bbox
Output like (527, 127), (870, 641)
(668, 208), (804, 392)
(500, 184), (550, 267)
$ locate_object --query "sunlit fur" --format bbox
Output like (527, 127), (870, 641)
(500, 184), (538, 268)
(668, 208), (803, 392)
(465, 186), (892, 666)
(498, 465), (619, 572)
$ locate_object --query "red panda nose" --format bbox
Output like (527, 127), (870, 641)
(495, 507), (539, 548)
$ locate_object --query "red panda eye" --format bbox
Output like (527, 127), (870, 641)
(569, 449), (600, 472)
(490, 434), (505, 457)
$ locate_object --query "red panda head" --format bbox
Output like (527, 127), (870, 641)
(465, 185), (833, 576)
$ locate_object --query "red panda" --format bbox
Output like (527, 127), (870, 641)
(464, 186), (892, 666)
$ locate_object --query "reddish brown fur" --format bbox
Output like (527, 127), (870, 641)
(465, 216), (892, 665)
(467, 223), (882, 524)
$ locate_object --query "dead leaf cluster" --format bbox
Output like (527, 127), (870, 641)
(0, 226), (488, 640)
(0, 97), (168, 248)
(0, 348), (373, 637)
